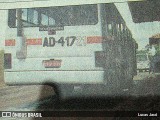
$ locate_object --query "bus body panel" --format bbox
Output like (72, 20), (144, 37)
(4, 3), (137, 98)
(5, 71), (104, 84)
(5, 57), (103, 71)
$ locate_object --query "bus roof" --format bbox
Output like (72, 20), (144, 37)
(0, 0), (143, 9)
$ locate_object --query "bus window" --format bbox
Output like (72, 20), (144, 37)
(119, 23), (123, 39)
(17, 9), (39, 27)
(116, 24), (120, 37)
(41, 14), (48, 25)
(8, 4), (98, 28)
(122, 25), (127, 38)
(22, 9), (27, 21)
(120, 24), (123, 32)
(112, 23), (117, 36)
(28, 9), (38, 25)
(39, 5), (98, 26)
(49, 17), (55, 25)
(108, 24), (112, 35)
(8, 9), (16, 27)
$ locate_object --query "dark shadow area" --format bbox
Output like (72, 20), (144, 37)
(31, 77), (160, 120)
(155, 62), (160, 72)
(34, 82), (61, 110)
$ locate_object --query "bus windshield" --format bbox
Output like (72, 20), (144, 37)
(8, 4), (98, 27)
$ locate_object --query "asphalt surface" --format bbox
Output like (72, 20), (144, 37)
(1, 72), (160, 119)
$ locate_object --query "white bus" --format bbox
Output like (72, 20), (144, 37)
(3, 1), (137, 99)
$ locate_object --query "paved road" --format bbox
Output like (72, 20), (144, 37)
(1, 72), (160, 112)
(0, 85), (54, 110)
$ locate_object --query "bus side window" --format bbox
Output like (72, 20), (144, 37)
(116, 24), (121, 38)
(122, 25), (126, 38)
(107, 24), (112, 35)
(111, 23), (116, 36)
(120, 23), (123, 40)
(108, 22), (116, 36)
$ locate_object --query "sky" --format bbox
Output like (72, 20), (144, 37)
(115, 2), (160, 50)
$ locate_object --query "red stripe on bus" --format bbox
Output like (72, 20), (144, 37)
(87, 36), (103, 44)
(26, 38), (42, 45)
(5, 39), (15, 46)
